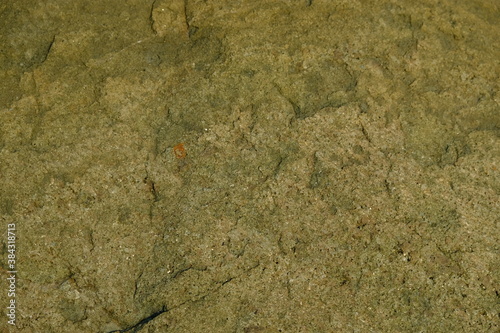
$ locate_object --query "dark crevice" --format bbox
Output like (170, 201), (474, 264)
(172, 265), (193, 278)
(41, 35), (56, 63)
(183, 0), (190, 34)
(149, 0), (157, 34)
(106, 306), (167, 333)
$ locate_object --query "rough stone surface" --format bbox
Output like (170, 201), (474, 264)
(0, 0), (499, 332)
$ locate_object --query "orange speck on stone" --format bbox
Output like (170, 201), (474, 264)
(173, 143), (187, 159)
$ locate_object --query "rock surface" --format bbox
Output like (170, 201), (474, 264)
(0, 0), (499, 332)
